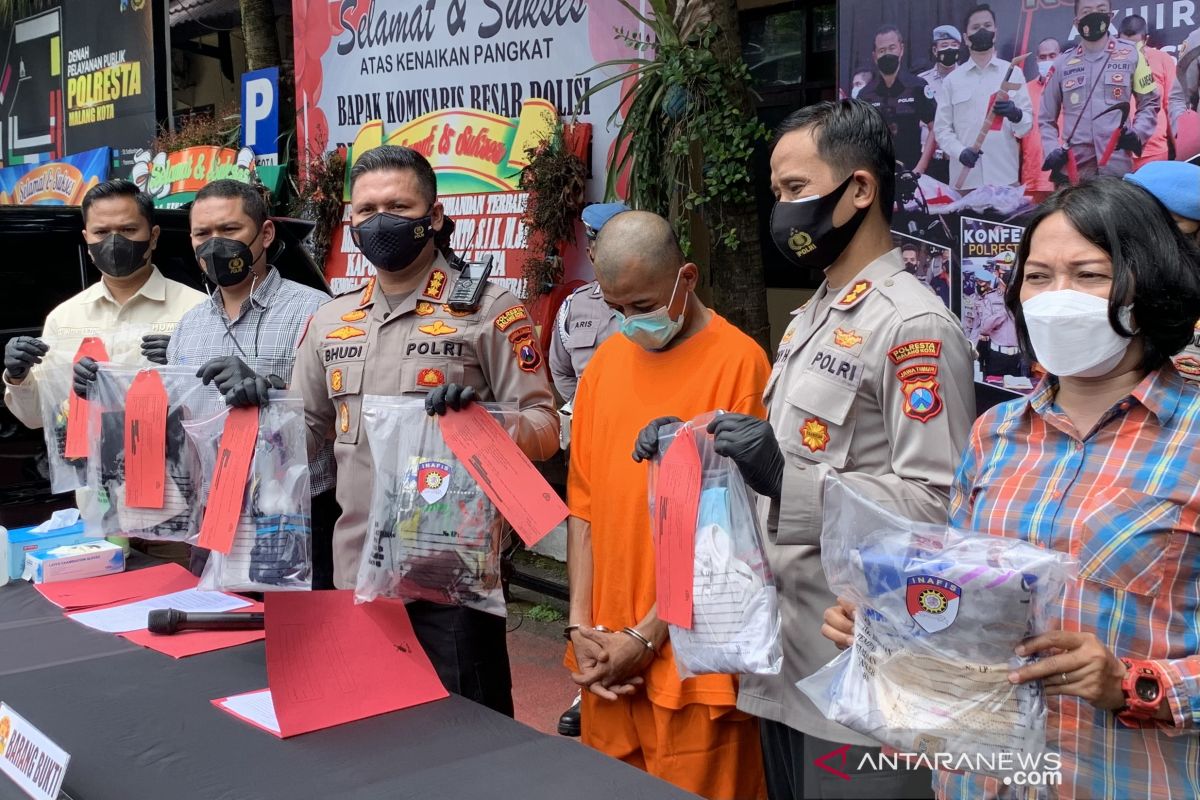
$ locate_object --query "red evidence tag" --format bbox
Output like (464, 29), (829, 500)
(438, 403), (569, 546)
(64, 337), (109, 459)
(197, 406), (260, 554)
(652, 429), (701, 629)
(124, 370), (169, 509)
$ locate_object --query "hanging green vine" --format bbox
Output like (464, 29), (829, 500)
(518, 121), (587, 297)
(578, 0), (767, 255)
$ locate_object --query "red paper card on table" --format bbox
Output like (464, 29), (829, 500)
(63, 337), (109, 459)
(652, 430), (701, 628)
(264, 591), (447, 737)
(33, 563), (196, 611)
(438, 403), (569, 546)
(121, 601), (264, 658)
(124, 369), (169, 509)
(197, 406), (259, 554)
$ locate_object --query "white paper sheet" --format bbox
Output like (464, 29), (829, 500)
(67, 588), (251, 633)
(216, 689), (282, 735)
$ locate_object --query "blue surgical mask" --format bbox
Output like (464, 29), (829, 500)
(617, 269), (686, 350)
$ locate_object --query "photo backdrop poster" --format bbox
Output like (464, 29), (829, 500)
(0, 0), (158, 173)
(292, 0), (644, 295)
(840, 0), (1200, 402)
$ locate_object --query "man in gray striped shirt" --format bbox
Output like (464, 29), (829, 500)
(166, 179), (337, 586)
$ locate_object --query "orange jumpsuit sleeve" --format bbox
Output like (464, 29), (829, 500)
(566, 369), (595, 523)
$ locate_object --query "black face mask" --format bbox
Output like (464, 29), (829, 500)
(770, 175), (870, 271)
(349, 212), (433, 272)
(876, 53), (900, 76)
(936, 47), (961, 67)
(968, 28), (995, 52)
(1077, 12), (1110, 42)
(88, 234), (151, 278)
(196, 236), (259, 287)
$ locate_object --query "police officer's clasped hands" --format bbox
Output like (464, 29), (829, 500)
(197, 354), (282, 408)
(3, 336), (48, 383)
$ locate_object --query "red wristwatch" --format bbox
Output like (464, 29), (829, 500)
(1116, 658), (1164, 724)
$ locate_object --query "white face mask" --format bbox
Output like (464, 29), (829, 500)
(1022, 289), (1134, 378)
(1037, 60), (1054, 79)
(851, 85), (864, 99)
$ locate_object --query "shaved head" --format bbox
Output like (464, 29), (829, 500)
(593, 211), (684, 284)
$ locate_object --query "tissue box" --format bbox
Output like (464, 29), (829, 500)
(23, 541), (125, 584)
(0, 520), (90, 583)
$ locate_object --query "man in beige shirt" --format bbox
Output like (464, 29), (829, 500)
(3, 179), (205, 424)
(3, 179), (205, 561)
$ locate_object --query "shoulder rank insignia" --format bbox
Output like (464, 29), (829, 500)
(800, 418), (829, 452)
(358, 277), (376, 307)
(901, 376), (944, 423)
(1174, 355), (1200, 377)
(423, 269), (448, 300)
(419, 320), (458, 336)
(326, 326), (366, 341)
(341, 309), (367, 322)
(415, 301), (436, 317)
(837, 280), (872, 307)
(833, 328), (862, 348)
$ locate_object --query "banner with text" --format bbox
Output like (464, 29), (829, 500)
(293, 0), (645, 292)
(0, 146), (109, 205)
(0, 0), (158, 173)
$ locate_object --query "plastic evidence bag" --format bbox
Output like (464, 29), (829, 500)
(36, 330), (150, 495)
(648, 412), (782, 678)
(356, 395), (517, 617)
(184, 394), (312, 592)
(798, 476), (1076, 776)
(83, 364), (220, 541)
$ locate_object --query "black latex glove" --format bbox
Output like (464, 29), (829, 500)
(1117, 129), (1143, 155)
(141, 334), (170, 365)
(632, 416), (683, 463)
(197, 355), (270, 408)
(3, 336), (48, 381)
(1041, 147), (1069, 172)
(425, 383), (477, 416)
(706, 414), (785, 500)
(958, 148), (981, 168)
(991, 99), (1022, 123)
(72, 356), (99, 399)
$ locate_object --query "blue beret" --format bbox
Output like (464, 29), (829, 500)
(1125, 161), (1200, 221)
(581, 202), (631, 236)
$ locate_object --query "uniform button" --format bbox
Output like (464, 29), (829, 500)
(884, 279), (894, 287)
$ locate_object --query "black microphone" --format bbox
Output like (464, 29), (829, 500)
(147, 608), (265, 635)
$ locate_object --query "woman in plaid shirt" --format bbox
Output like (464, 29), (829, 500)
(826, 177), (1200, 798)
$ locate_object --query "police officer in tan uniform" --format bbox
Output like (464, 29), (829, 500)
(1040, 0), (1160, 183)
(687, 100), (974, 800)
(291, 146), (558, 716)
(548, 202), (627, 402)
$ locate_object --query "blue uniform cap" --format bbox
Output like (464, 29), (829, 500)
(582, 202), (631, 238)
(1125, 161), (1200, 222)
(932, 25), (962, 43)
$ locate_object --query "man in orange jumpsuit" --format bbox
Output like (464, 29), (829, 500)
(564, 210), (769, 800)
(1021, 36), (1062, 194)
